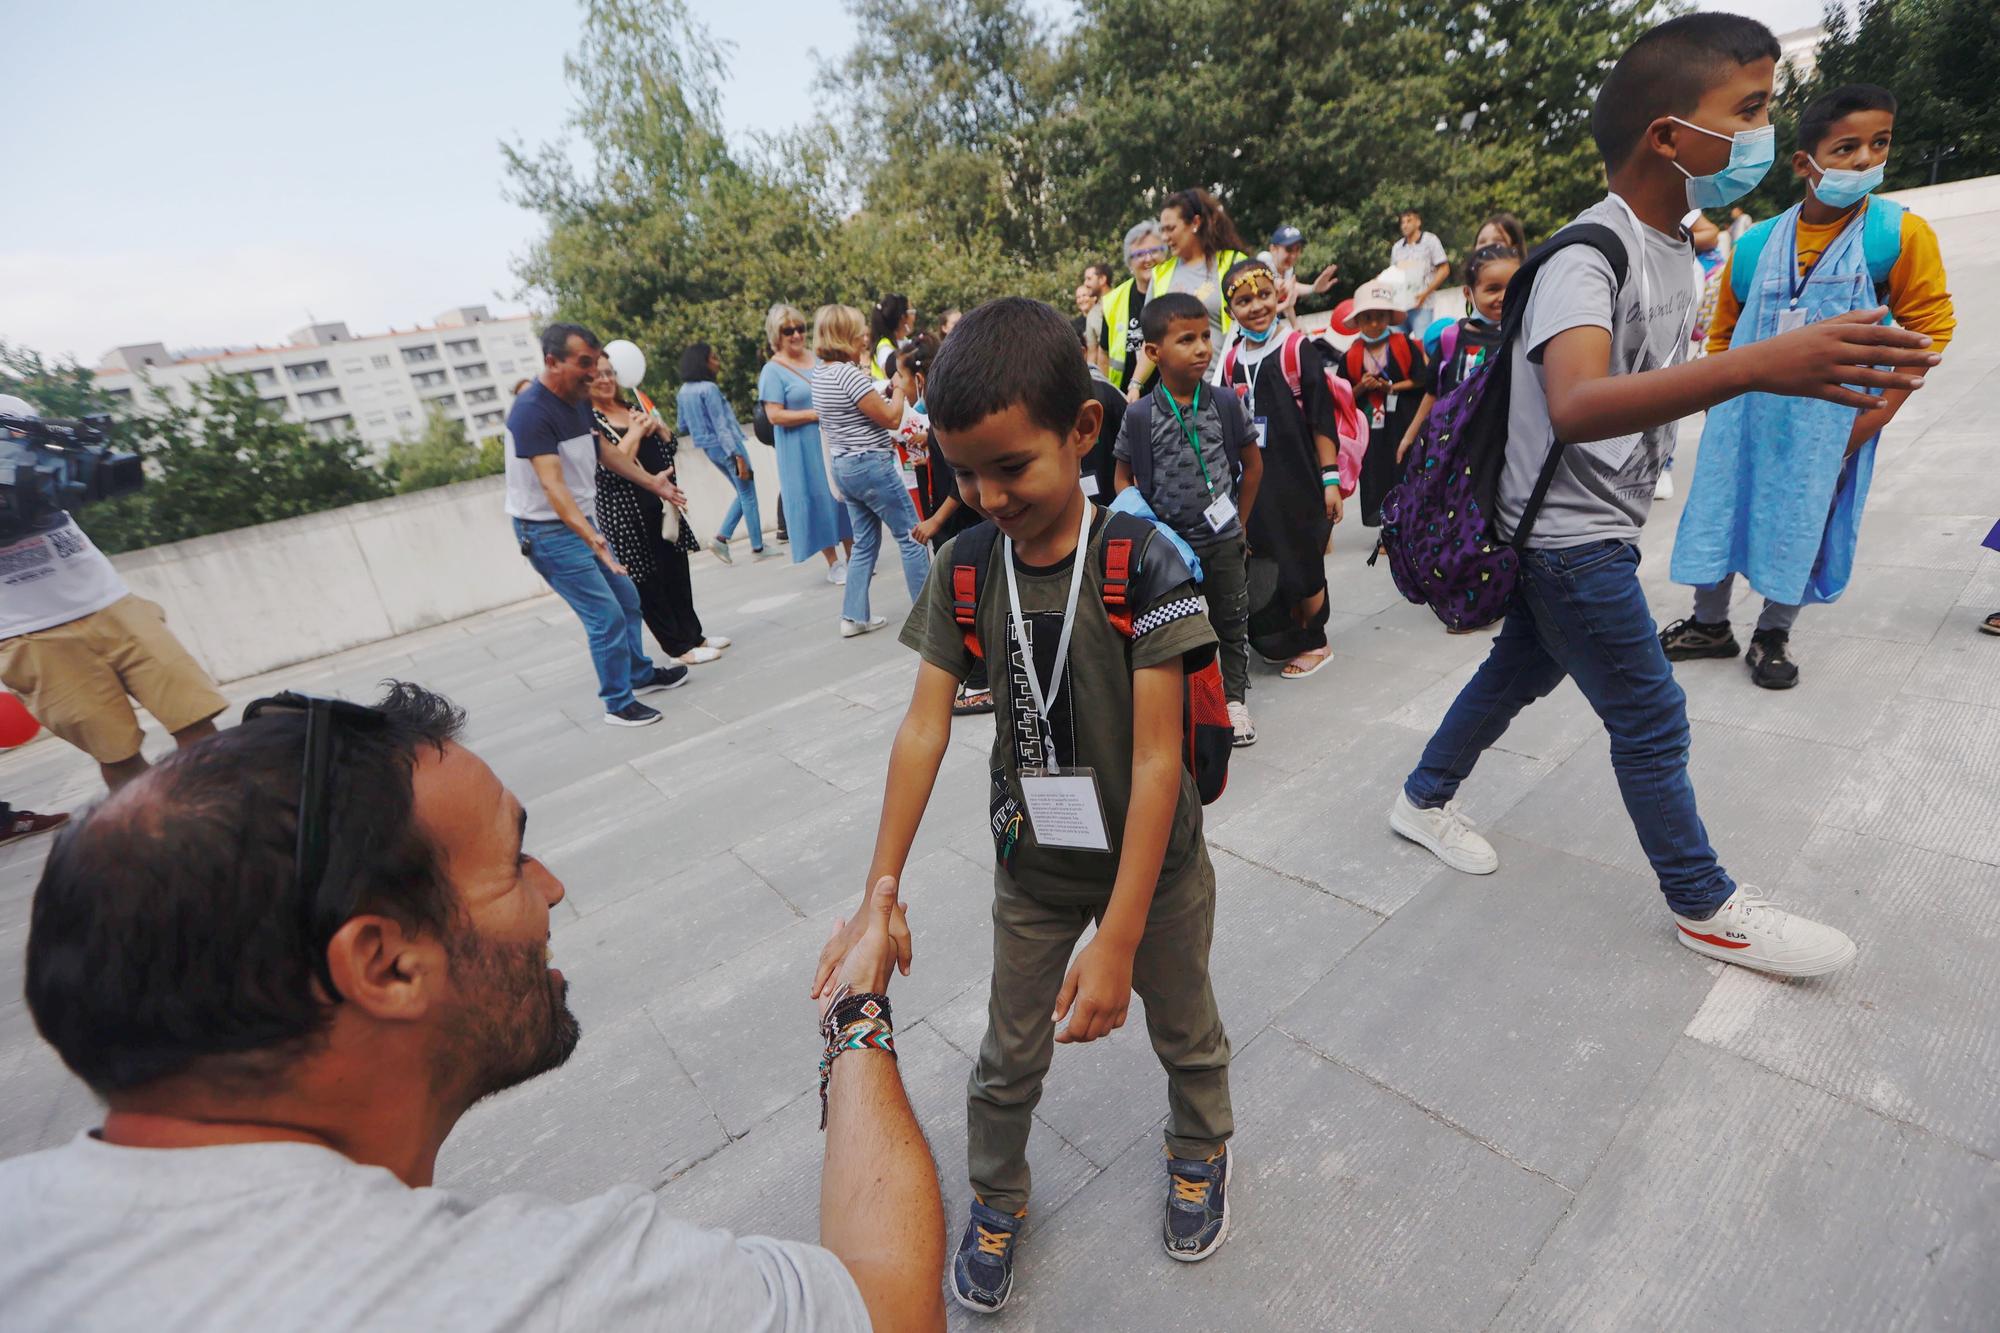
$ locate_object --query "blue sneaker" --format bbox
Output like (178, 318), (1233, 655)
(1163, 1147), (1232, 1262)
(951, 1198), (1023, 1314)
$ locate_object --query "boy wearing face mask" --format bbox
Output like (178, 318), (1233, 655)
(1663, 83), (1955, 689)
(1389, 16), (1940, 978)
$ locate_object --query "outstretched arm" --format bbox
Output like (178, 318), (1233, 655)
(818, 876), (947, 1333)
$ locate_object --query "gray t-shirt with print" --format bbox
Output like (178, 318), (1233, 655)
(1496, 196), (1699, 549)
(1114, 386), (1243, 544)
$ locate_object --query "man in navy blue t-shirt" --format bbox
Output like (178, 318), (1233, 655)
(505, 323), (686, 725)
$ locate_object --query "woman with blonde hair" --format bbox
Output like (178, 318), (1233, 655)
(810, 303), (929, 638)
(758, 303), (852, 583)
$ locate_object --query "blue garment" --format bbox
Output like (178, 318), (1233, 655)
(677, 380), (763, 549)
(831, 451), (929, 624)
(1671, 201), (1881, 604)
(512, 518), (657, 712)
(1107, 485), (1204, 583)
(758, 360), (852, 561)
(1405, 540), (1736, 917)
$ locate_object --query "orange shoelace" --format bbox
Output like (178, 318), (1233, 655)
(1171, 1174), (1212, 1205)
(975, 1224), (1014, 1257)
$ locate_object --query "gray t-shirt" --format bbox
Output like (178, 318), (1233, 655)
(0, 1134), (868, 1332)
(1114, 387), (1243, 543)
(1497, 197), (1699, 549)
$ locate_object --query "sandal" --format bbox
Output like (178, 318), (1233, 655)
(1982, 611), (2000, 637)
(953, 687), (996, 716)
(1281, 647), (1334, 680)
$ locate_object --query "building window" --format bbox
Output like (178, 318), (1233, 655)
(285, 360), (332, 383)
(298, 387), (345, 409)
(104, 387), (134, 404)
(365, 413), (389, 428)
(411, 369), (449, 390)
(426, 393), (459, 410)
(341, 360), (364, 374)
(308, 414), (356, 440)
(454, 362), (489, 382)
(444, 338), (481, 358)
(371, 354), (391, 370)
(464, 386), (499, 405)
(395, 407), (415, 422)
(473, 410), (506, 430)
(400, 345), (440, 365)
(251, 366), (279, 387)
(496, 358), (515, 375)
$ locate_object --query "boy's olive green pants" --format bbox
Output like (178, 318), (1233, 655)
(967, 846), (1233, 1215)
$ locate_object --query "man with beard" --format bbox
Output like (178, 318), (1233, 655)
(0, 682), (944, 1332)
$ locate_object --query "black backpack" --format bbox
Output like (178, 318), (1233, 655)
(1121, 386), (1250, 498)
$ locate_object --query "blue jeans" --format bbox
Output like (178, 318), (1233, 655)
(701, 440), (763, 549)
(831, 451), (930, 624)
(513, 518), (656, 712)
(1403, 539), (1735, 917)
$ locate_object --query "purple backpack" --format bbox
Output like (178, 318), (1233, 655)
(1379, 224), (1629, 630)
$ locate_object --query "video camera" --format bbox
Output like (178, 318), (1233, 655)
(0, 413), (144, 541)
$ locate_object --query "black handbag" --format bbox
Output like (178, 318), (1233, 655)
(752, 399), (776, 446)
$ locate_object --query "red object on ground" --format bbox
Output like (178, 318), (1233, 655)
(0, 694), (40, 748)
(1329, 298), (1357, 337)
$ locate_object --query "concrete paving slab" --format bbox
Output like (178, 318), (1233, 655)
(1501, 718), (1860, 891)
(1493, 1041), (2000, 1333)
(1388, 663), (1605, 766)
(1208, 719), (1553, 915)
(1008, 1031), (1571, 1333)
(1277, 837), (1718, 1188)
(1675, 630), (1923, 750)
(1823, 693), (2000, 867)
(1898, 631), (2000, 712)
(1685, 827), (2000, 1160)
(435, 1007), (725, 1204)
(1792, 562), (1972, 645)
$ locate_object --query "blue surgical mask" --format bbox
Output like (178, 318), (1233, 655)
(1808, 154), (1884, 210)
(1465, 309), (1495, 326)
(1360, 327), (1393, 345)
(1241, 321), (1277, 344)
(1670, 118), (1775, 210)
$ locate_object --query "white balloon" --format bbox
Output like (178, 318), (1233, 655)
(604, 340), (647, 388)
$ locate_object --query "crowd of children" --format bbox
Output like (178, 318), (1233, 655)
(798, 10), (1958, 1317)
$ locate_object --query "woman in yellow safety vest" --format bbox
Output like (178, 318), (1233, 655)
(1126, 187), (1250, 398)
(1097, 219), (1168, 393)
(867, 293), (914, 382)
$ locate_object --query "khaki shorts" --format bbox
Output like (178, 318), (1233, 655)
(0, 595), (227, 764)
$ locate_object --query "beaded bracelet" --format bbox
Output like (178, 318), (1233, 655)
(818, 986), (897, 1130)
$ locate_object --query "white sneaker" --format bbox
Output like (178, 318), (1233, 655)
(677, 645), (723, 665)
(1673, 888), (1857, 977)
(702, 635), (732, 650)
(709, 537), (733, 565)
(828, 560), (849, 586)
(1388, 789), (1499, 875)
(1654, 470), (1675, 501)
(1227, 700), (1257, 747)
(840, 615), (888, 638)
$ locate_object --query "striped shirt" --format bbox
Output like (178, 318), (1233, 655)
(811, 361), (895, 457)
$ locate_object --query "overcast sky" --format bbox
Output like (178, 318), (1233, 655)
(4, 0), (1829, 365)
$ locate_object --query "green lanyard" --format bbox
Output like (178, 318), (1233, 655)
(1158, 384), (1217, 494)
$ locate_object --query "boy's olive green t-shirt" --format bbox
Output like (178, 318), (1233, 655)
(900, 512), (1216, 903)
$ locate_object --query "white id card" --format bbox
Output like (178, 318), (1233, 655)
(1371, 406), (1387, 430)
(1020, 768), (1112, 851)
(1385, 392), (1398, 412)
(1203, 493), (1238, 532)
(1080, 473), (1101, 498)
(1253, 416), (1269, 448)
(1776, 306), (1810, 333)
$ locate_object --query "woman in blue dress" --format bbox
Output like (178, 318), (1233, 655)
(757, 304), (853, 583)
(676, 343), (765, 564)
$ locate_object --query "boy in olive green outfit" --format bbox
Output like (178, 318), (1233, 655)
(814, 298), (1235, 1315)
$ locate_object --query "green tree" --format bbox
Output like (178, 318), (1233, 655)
(66, 371), (390, 554)
(382, 406), (503, 493)
(0, 341), (117, 420)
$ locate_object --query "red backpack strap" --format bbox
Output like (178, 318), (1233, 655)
(1390, 330), (1414, 376)
(1279, 330), (1306, 411)
(1101, 535), (1135, 636)
(1221, 341), (1239, 386)
(1344, 337), (1367, 381)
(949, 521), (1001, 660)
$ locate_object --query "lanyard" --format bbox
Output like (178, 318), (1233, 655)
(1158, 384), (1217, 494)
(1002, 500), (1094, 771)
(1786, 203), (1864, 306)
(1606, 193), (1703, 370)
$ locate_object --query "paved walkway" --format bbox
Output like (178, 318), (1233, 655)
(4, 213), (1997, 1330)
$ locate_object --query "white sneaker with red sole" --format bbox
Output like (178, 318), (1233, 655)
(1673, 888), (1857, 977)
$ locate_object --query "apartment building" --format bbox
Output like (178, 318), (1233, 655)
(95, 305), (540, 457)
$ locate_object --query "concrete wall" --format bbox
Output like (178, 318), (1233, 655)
(108, 434), (779, 683)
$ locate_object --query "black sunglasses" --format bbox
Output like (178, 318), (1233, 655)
(242, 690), (392, 997)
(779, 324), (807, 336)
